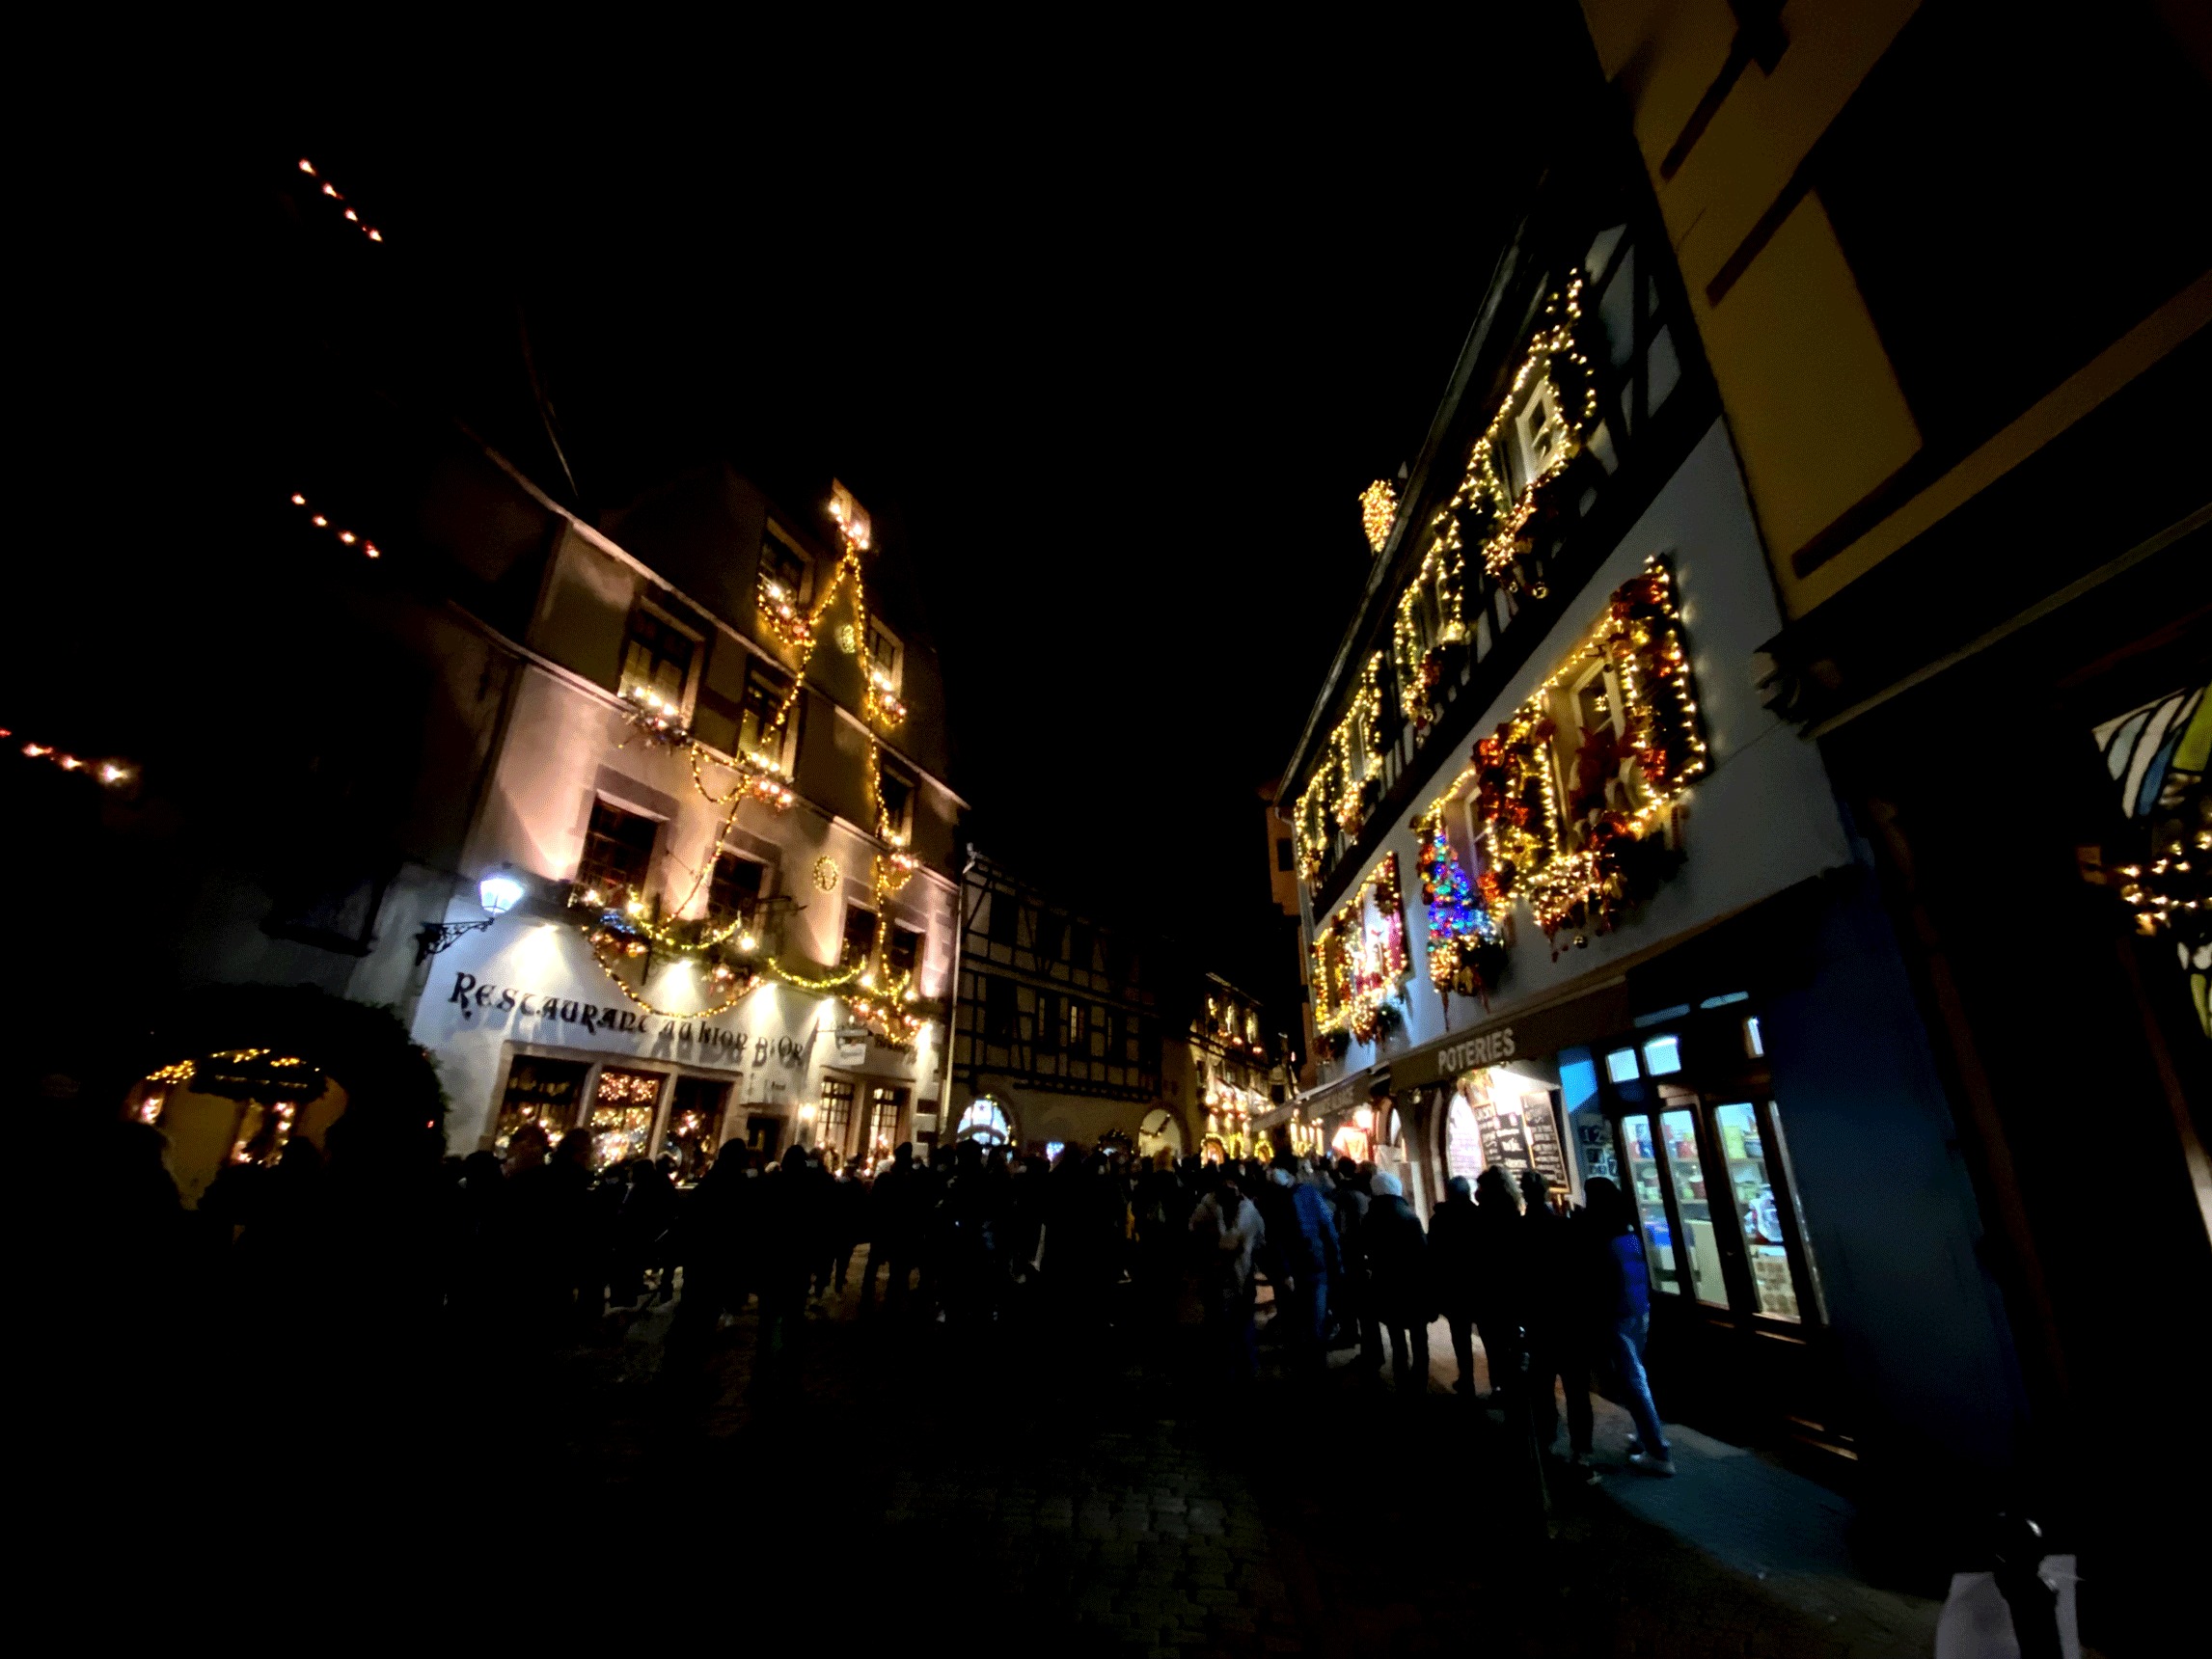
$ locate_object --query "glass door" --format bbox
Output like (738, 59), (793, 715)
(1618, 1114), (1682, 1299)
(1658, 1105), (1730, 1308)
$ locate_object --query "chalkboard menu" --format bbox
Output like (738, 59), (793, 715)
(1474, 1092), (1569, 1186)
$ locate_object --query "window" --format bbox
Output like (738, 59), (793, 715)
(1070, 922), (1095, 972)
(959, 1098), (1009, 1144)
(1642, 1034), (1682, 1076)
(866, 618), (902, 694)
(1276, 836), (1295, 872)
(817, 1077), (856, 1157)
(708, 853), (764, 924)
(842, 904), (878, 965)
(620, 608), (696, 707)
(577, 799), (659, 899)
(589, 1068), (665, 1168)
(862, 1086), (907, 1160)
(988, 891), (1020, 947)
(494, 1056), (588, 1154)
(1065, 1000), (1088, 1049)
(888, 923), (922, 979)
(983, 975), (1015, 1042)
(1036, 911), (1066, 962)
(737, 660), (794, 761)
(758, 530), (808, 613)
(879, 760), (915, 841)
(1603, 1046), (1641, 1084)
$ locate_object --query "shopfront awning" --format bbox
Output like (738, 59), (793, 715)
(1387, 978), (1634, 1092)
(1268, 1065), (1392, 1130)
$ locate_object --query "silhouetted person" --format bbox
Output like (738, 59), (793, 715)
(1520, 1167), (1595, 1476)
(1190, 1174), (1266, 1386)
(754, 1146), (817, 1372)
(1472, 1165), (1526, 1405)
(668, 1140), (753, 1366)
(1429, 1174), (1484, 1395)
(1269, 1155), (1340, 1373)
(1586, 1176), (1671, 1475)
(1364, 1171), (1431, 1395)
(860, 1142), (921, 1314)
(1329, 1157), (1379, 1366)
(831, 1159), (868, 1293)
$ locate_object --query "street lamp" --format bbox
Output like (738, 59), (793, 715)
(417, 865), (528, 964)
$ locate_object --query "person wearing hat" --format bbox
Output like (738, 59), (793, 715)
(1363, 1169), (1433, 1395)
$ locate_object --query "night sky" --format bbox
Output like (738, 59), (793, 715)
(19, 39), (1567, 995)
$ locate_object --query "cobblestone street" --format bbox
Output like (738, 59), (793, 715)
(519, 1269), (1943, 1657)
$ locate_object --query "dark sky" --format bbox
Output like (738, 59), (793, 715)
(18, 38), (1570, 996)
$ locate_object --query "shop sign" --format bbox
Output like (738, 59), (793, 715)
(833, 1025), (870, 1068)
(443, 969), (816, 1070)
(1390, 979), (1632, 1090)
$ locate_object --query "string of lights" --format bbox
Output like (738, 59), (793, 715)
(296, 158), (384, 242)
(6, 726), (133, 787)
(290, 492), (381, 559)
(1297, 275), (1598, 885)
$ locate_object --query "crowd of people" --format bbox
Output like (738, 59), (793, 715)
(59, 1109), (1674, 1482)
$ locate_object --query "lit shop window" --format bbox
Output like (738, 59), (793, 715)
(1605, 1047), (1641, 1084)
(590, 1068), (664, 1167)
(959, 1098), (1010, 1144)
(1714, 1102), (1798, 1322)
(1642, 1034), (1682, 1075)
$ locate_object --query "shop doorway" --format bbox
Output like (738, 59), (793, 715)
(589, 1067), (667, 1167)
(664, 1075), (728, 1183)
(1137, 1107), (1184, 1159)
(861, 1084), (908, 1166)
(744, 1112), (784, 1159)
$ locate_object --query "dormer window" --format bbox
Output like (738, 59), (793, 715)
(1514, 377), (1570, 484)
(757, 529), (812, 648)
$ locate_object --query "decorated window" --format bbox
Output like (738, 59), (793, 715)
(620, 606), (697, 711)
(736, 659), (795, 766)
(1311, 853), (1409, 1047)
(757, 529), (811, 645)
(706, 852), (765, 924)
(577, 798), (659, 902)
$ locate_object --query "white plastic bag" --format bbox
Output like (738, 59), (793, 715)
(1933, 1556), (2080, 1659)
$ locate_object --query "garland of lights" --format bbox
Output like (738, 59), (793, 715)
(1465, 557), (1706, 949)
(296, 158), (385, 242)
(1311, 852), (1409, 1047)
(1295, 277), (1600, 885)
(571, 496), (932, 1045)
(7, 725), (133, 788)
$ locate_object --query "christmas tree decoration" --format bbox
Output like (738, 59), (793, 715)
(1413, 787), (1509, 1009)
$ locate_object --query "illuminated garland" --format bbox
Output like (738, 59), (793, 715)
(1291, 653), (1386, 878)
(1360, 479), (1398, 554)
(290, 492), (383, 559)
(574, 491), (931, 1045)
(1296, 276), (1599, 885)
(1311, 852), (1409, 1046)
(1468, 557), (1707, 947)
(7, 726), (133, 788)
(297, 158), (385, 242)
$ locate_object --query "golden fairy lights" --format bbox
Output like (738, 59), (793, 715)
(296, 159), (384, 242)
(7, 726), (133, 789)
(1294, 275), (1600, 884)
(1359, 479), (1398, 555)
(290, 492), (382, 559)
(572, 485), (932, 1045)
(1467, 557), (1707, 940)
(1310, 852), (1409, 1045)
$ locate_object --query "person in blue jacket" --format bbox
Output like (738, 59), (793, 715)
(1585, 1176), (1672, 1476)
(1268, 1155), (1341, 1373)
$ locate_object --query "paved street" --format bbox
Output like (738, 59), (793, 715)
(513, 1265), (1944, 1657)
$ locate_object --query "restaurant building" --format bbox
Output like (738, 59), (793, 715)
(118, 423), (963, 1195)
(1272, 98), (2026, 1516)
(402, 466), (963, 1173)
